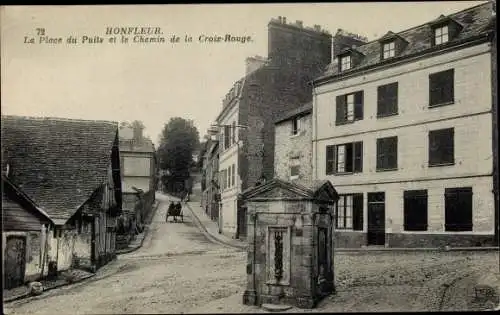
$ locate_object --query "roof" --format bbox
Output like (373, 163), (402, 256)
(275, 102), (313, 124)
(240, 178), (338, 204)
(2, 175), (54, 224)
(316, 1), (495, 83)
(1, 115), (119, 221)
(119, 138), (155, 153)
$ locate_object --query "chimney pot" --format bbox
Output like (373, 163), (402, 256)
(296, 20), (303, 27)
(314, 24), (321, 31)
(282, 17), (287, 24)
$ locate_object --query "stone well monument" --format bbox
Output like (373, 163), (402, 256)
(241, 178), (339, 309)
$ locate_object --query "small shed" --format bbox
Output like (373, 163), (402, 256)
(241, 178), (339, 309)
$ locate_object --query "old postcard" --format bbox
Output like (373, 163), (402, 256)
(1, 2), (499, 314)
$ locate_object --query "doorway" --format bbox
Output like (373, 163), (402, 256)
(367, 192), (386, 246)
(4, 235), (27, 289)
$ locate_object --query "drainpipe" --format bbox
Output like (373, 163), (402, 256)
(312, 80), (319, 181)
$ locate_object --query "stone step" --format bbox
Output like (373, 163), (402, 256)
(261, 303), (293, 312)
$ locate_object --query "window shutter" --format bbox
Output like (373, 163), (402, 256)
(326, 145), (334, 175)
(377, 85), (385, 116)
(352, 193), (364, 231)
(354, 141), (363, 172)
(389, 83), (398, 114)
(376, 138), (384, 169)
(336, 95), (346, 124)
(389, 136), (398, 169)
(354, 91), (364, 120)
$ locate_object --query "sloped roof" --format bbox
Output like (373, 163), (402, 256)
(240, 177), (338, 204)
(2, 175), (53, 224)
(275, 102), (313, 124)
(317, 1), (495, 83)
(119, 138), (155, 153)
(1, 115), (119, 221)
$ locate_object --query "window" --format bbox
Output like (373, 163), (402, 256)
(377, 82), (398, 117)
(335, 194), (363, 230)
(445, 187), (473, 231)
(325, 142), (363, 175)
(227, 168), (231, 188)
(382, 41), (396, 59)
(289, 157), (300, 180)
(340, 55), (351, 71)
(429, 128), (454, 166)
(231, 164), (235, 186)
(336, 91), (363, 124)
(232, 122), (236, 144)
(404, 190), (428, 231)
(429, 69), (454, 106)
(376, 136), (398, 170)
(224, 125), (231, 150)
(434, 25), (449, 45)
(291, 117), (301, 135)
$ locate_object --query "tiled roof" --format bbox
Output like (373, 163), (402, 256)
(119, 138), (155, 153)
(1, 115), (119, 221)
(317, 1), (495, 82)
(275, 102), (313, 124)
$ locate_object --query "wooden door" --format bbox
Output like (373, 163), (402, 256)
(367, 192), (386, 246)
(4, 236), (27, 289)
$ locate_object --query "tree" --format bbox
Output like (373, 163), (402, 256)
(157, 117), (200, 193)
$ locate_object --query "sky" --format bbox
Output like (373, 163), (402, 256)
(1, 2), (487, 147)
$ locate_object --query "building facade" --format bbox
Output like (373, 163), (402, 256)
(201, 138), (220, 223)
(118, 124), (156, 247)
(312, 2), (497, 248)
(2, 174), (54, 289)
(274, 102), (313, 182)
(214, 17), (361, 239)
(1, 116), (123, 273)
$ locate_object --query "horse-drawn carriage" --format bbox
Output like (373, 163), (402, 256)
(166, 201), (183, 222)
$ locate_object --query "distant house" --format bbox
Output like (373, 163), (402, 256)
(1, 116), (123, 273)
(2, 174), (54, 289)
(118, 124), (156, 249)
(274, 102), (313, 182)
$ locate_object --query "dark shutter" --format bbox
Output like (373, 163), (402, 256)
(387, 83), (398, 115)
(224, 125), (230, 149)
(354, 141), (363, 172)
(345, 143), (354, 172)
(387, 136), (398, 169)
(336, 95), (346, 124)
(377, 83), (398, 116)
(352, 193), (364, 231)
(429, 69), (454, 106)
(376, 138), (385, 170)
(326, 145), (334, 175)
(404, 190), (428, 231)
(429, 128), (454, 165)
(377, 137), (397, 170)
(354, 91), (364, 120)
(445, 187), (473, 231)
(377, 85), (385, 117)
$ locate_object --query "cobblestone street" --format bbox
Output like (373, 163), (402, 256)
(3, 193), (498, 314)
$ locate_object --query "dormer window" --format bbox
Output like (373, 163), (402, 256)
(434, 25), (449, 45)
(382, 41), (396, 59)
(340, 55), (352, 71)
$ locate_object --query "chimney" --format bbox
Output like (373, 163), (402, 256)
(133, 125), (143, 143)
(245, 55), (267, 75)
(313, 24), (321, 31)
(332, 28), (369, 63)
(267, 18), (331, 67)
